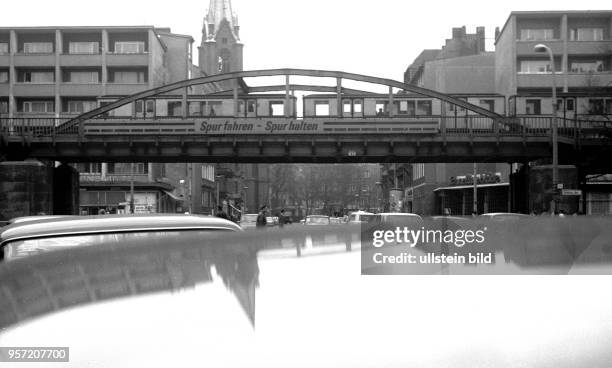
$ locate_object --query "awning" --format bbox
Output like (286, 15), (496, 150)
(162, 190), (184, 201)
(433, 182), (509, 192)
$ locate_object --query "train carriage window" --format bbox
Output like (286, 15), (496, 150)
(525, 99), (541, 115)
(588, 99), (605, 115)
(375, 101), (388, 116)
(343, 100), (352, 114)
(315, 101), (330, 116)
(189, 101), (202, 116)
(135, 100), (144, 114)
(270, 101), (284, 116)
(606, 99), (612, 115)
(167, 101), (182, 117)
(206, 101), (222, 116)
(238, 100), (245, 116)
(353, 100), (362, 114)
(416, 100), (432, 115)
(247, 100), (256, 113)
(566, 99), (574, 111)
(398, 100), (408, 113)
(479, 99), (495, 112)
(146, 100), (155, 115)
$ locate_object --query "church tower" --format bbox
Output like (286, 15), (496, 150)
(198, 0), (243, 76)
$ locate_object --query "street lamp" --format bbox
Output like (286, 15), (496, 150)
(534, 43), (559, 214)
(243, 186), (249, 214)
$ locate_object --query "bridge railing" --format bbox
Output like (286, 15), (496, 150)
(0, 118), (75, 139)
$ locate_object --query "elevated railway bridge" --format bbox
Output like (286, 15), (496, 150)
(0, 69), (610, 168)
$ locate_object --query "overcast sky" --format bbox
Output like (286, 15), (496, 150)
(3, 0), (611, 81)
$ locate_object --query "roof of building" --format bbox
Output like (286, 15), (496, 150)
(495, 10), (612, 44)
(0, 25), (173, 52)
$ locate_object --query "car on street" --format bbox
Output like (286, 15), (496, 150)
(239, 213), (259, 229)
(347, 211), (374, 224)
(304, 215), (331, 226)
(0, 214), (241, 262)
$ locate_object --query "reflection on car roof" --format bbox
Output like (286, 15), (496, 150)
(0, 214), (242, 245)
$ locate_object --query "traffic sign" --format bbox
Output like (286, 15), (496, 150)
(561, 189), (582, 196)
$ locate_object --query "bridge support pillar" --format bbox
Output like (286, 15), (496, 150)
(0, 161), (80, 222)
(510, 163), (580, 215)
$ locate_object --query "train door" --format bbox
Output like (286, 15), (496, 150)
(246, 99), (257, 118)
(135, 99), (155, 118)
(342, 99), (352, 118)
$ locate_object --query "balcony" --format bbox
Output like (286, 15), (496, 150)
(12, 83), (55, 96)
(106, 83), (149, 95)
(106, 53), (149, 66)
(516, 73), (563, 88)
(516, 40), (564, 56)
(60, 83), (103, 96)
(60, 54), (103, 67)
(13, 53), (56, 67)
(60, 83), (104, 96)
(0, 84), (9, 95)
(567, 72), (612, 88)
(0, 54), (9, 67)
(567, 40), (612, 55)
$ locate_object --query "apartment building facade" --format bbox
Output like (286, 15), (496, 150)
(496, 11), (612, 214)
(0, 26), (217, 216)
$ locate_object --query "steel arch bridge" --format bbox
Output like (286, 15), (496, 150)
(0, 68), (608, 165)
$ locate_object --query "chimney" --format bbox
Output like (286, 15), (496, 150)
(476, 26), (485, 52)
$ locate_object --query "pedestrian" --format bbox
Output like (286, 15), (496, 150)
(216, 205), (229, 220)
(256, 206), (267, 229)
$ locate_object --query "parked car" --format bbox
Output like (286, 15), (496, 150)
(479, 213), (531, 222)
(347, 211), (374, 224)
(0, 214), (241, 262)
(239, 214), (259, 229)
(304, 215), (331, 226)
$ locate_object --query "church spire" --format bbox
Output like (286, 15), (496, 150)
(203, 0), (240, 42)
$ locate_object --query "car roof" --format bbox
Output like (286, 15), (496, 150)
(480, 213), (530, 217)
(377, 213), (423, 218)
(306, 215), (329, 218)
(350, 211), (374, 215)
(8, 215), (77, 225)
(0, 214), (242, 246)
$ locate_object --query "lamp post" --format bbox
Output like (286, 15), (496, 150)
(534, 43), (559, 214)
(243, 186), (249, 214)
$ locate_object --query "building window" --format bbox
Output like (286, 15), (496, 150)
(570, 28), (604, 41)
(20, 70), (54, 83)
(78, 163), (101, 174)
(0, 43), (8, 54)
(0, 71), (8, 83)
(364, 170), (371, 179)
(520, 29), (554, 41)
(114, 41), (145, 54)
(315, 101), (329, 116)
(525, 99), (541, 115)
(67, 71), (99, 83)
(66, 100), (97, 114)
(111, 70), (146, 84)
(222, 38), (228, 44)
(68, 42), (99, 54)
(416, 100), (432, 115)
(570, 60), (604, 73)
(519, 60), (551, 74)
(0, 101), (8, 114)
(22, 42), (53, 53)
(479, 99), (495, 112)
(22, 101), (54, 113)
